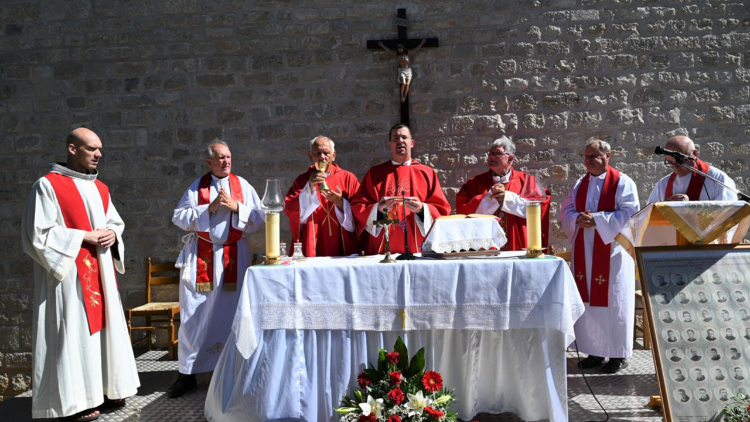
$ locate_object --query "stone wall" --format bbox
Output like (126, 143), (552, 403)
(1, 0), (749, 400)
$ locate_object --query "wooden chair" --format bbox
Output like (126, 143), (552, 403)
(126, 257), (180, 360)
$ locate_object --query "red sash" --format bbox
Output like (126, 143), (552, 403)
(573, 166), (620, 307)
(665, 158), (710, 200)
(196, 173), (244, 292)
(45, 172), (110, 335)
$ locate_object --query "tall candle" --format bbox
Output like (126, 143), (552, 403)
(526, 203), (542, 250)
(266, 213), (280, 260)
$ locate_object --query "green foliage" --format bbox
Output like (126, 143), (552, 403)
(721, 393), (750, 422)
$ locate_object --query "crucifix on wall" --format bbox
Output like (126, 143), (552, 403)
(367, 8), (439, 125)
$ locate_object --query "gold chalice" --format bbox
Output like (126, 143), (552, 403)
(314, 161), (330, 191)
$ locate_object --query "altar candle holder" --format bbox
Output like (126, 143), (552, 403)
(520, 169), (547, 258)
(260, 179), (285, 265)
(374, 219), (399, 263)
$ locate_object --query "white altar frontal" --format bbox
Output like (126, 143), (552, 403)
(204, 254), (585, 422)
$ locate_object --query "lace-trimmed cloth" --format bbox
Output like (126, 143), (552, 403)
(421, 216), (507, 253)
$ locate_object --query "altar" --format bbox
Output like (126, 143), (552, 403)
(204, 254), (584, 422)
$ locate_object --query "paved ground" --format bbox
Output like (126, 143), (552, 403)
(0, 339), (663, 422)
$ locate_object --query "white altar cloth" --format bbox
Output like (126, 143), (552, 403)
(205, 255), (584, 422)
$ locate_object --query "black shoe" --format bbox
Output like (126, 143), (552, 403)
(578, 355), (605, 369)
(167, 374), (197, 398)
(601, 358), (628, 373)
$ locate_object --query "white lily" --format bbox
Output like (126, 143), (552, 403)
(359, 395), (384, 418)
(404, 390), (433, 416)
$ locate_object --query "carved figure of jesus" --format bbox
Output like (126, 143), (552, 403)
(379, 39), (426, 102)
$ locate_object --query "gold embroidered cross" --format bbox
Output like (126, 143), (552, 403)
(398, 309), (408, 329)
(595, 275), (606, 285)
(320, 203), (339, 237)
(576, 272), (584, 281)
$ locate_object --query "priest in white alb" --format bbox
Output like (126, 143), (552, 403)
(561, 139), (640, 373)
(648, 135), (737, 203)
(169, 140), (264, 398)
(22, 128), (140, 421)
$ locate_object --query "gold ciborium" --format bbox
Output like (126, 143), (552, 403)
(314, 161), (330, 191)
(374, 219), (399, 263)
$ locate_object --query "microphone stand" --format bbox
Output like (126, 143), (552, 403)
(673, 158), (750, 202)
(396, 190), (416, 260)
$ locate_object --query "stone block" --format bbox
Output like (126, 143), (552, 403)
(511, 94), (537, 111)
(508, 43), (534, 57)
(503, 78), (529, 91)
(607, 108), (644, 128)
(195, 73), (235, 88)
(570, 111), (602, 130)
(708, 106), (735, 124)
(542, 92), (580, 110)
(536, 41), (569, 56)
(633, 88), (665, 106)
(218, 108), (246, 124)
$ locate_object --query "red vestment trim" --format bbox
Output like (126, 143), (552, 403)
(196, 173), (244, 291)
(573, 166), (620, 307)
(665, 158), (710, 200)
(45, 172), (110, 335)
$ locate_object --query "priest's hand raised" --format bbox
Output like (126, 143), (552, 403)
(321, 186), (344, 210)
(84, 229), (117, 248)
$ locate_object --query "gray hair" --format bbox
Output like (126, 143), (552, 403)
(205, 140), (229, 158)
(490, 136), (516, 155)
(309, 135), (335, 152)
(584, 138), (611, 153)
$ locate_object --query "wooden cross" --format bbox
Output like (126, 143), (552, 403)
(398, 309), (409, 329)
(367, 8), (439, 126)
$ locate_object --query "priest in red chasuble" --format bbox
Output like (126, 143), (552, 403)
(22, 128), (140, 420)
(455, 136), (551, 251)
(561, 139), (640, 374)
(647, 135), (738, 203)
(284, 136), (361, 257)
(351, 124), (451, 254)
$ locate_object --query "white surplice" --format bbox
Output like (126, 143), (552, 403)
(647, 165), (738, 203)
(172, 173), (264, 374)
(21, 164), (139, 419)
(561, 170), (640, 358)
(473, 170), (528, 218)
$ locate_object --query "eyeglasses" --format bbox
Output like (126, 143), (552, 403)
(489, 152), (512, 158)
(581, 154), (605, 161)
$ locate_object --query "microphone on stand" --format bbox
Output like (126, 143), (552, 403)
(654, 146), (693, 163)
(396, 189), (416, 260)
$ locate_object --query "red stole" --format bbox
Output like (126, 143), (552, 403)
(665, 158), (710, 200)
(45, 172), (110, 335)
(284, 164), (360, 257)
(196, 173), (244, 292)
(351, 161), (451, 255)
(456, 170), (550, 251)
(573, 166), (620, 307)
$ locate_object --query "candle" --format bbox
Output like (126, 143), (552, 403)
(526, 203), (542, 251)
(266, 213), (280, 260)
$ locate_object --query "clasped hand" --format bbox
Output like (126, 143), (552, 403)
(84, 229), (117, 248)
(209, 188), (238, 214)
(378, 197), (423, 213)
(576, 210), (596, 228)
(490, 183), (506, 204)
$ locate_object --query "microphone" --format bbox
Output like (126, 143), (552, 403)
(396, 189), (416, 260)
(654, 146), (693, 163)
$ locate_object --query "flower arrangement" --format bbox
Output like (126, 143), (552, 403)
(336, 337), (468, 422)
(720, 393), (750, 422)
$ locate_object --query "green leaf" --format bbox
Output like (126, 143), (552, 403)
(393, 337), (409, 373)
(406, 347), (425, 377)
(377, 348), (387, 372)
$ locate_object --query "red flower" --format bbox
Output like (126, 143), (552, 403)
(388, 416), (402, 422)
(424, 406), (444, 419)
(387, 386), (405, 405)
(386, 352), (399, 364)
(422, 371), (444, 392)
(389, 371), (402, 385)
(357, 372), (371, 389)
(358, 415), (377, 422)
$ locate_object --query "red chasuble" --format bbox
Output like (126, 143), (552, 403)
(351, 161), (452, 255)
(284, 163), (361, 257)
(665, 158), (710, 200)
(45, 172), (110, 335)
(573, 166), (620, 307)
(455, 170), (551, 251)
(196, 173), (244, 292)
